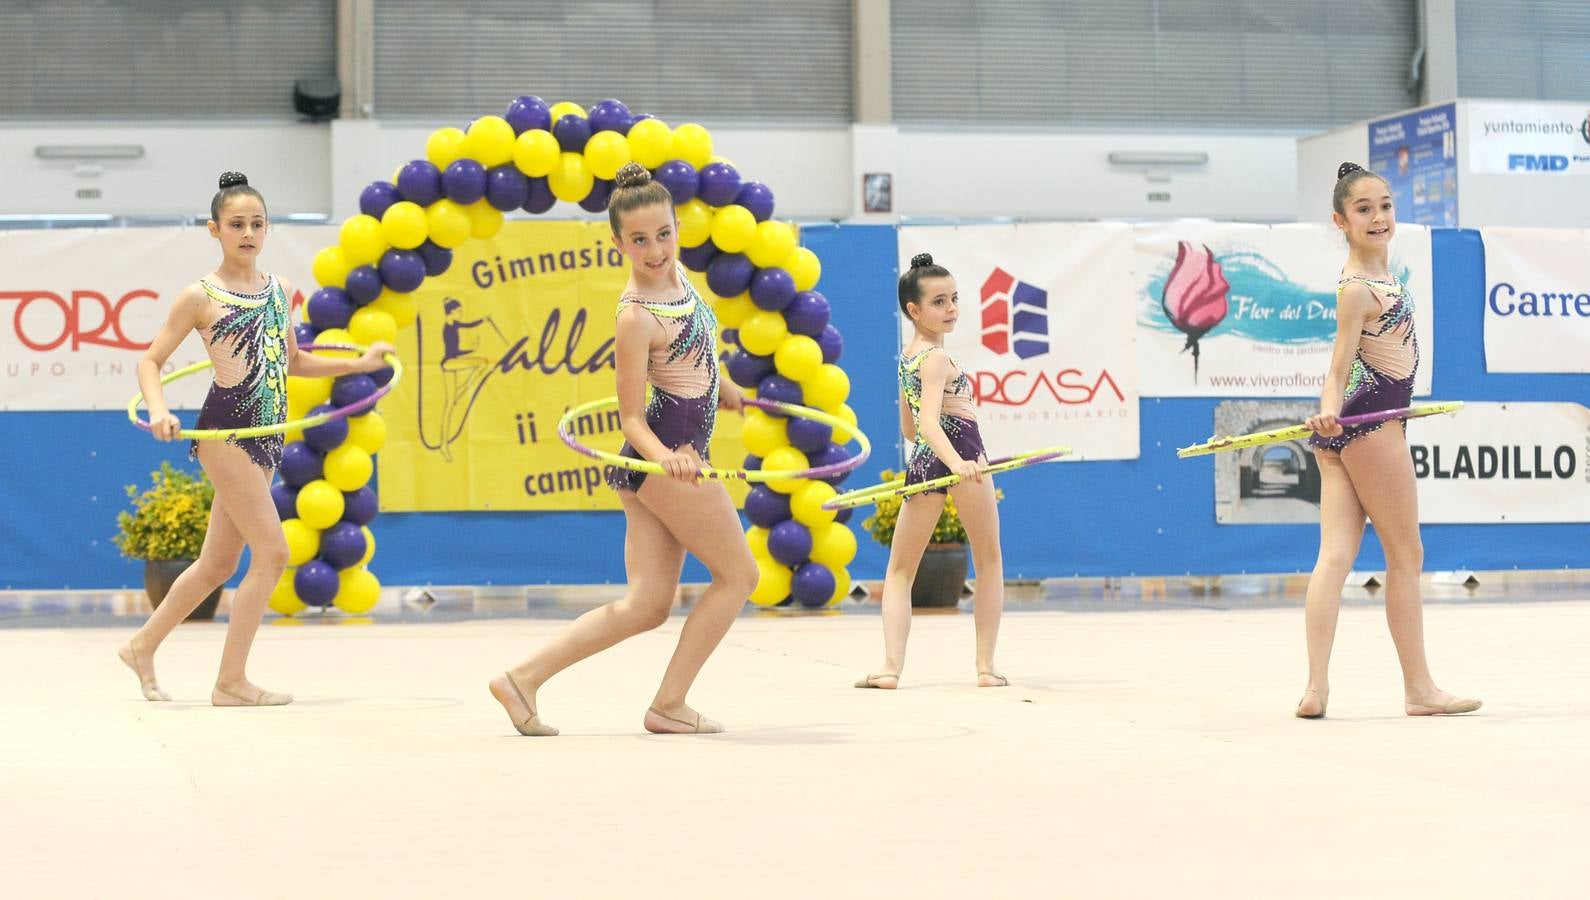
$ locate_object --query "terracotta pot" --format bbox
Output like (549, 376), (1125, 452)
(912, 543), (968, 608)
(142, 559), (223, 621)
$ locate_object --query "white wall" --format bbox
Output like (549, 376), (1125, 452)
(1296, 122), (1369, 225)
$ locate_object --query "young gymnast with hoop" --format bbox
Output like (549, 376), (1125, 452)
(119, 172), (393, 706)
(1294, 163), (1480, 719)
(855, 253), (1007, 690)
(489, 162), (754, 735)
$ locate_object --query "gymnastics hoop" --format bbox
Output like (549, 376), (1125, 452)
(1175, 401), (1465, 458)
(822, 445), (1073, 510)
(127, 343), (403, 441)
(557, 396), (870, 482)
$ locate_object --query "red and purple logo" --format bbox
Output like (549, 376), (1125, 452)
(979, 267), (1049, 359)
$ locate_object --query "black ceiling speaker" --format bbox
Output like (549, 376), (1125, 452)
(294, 77), (341, 121)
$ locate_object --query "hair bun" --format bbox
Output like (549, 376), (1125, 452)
(1336, 162), (1365, 180)
(218, 171), (249, 189)
(614, 162), (652, 190)
(910, 252), (935, 269)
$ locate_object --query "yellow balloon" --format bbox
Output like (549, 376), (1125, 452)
(380, 201), (428, 250)
(311, 245), (349, 289)
(426, 126), (468, 169)
(548, 152), (594, 203)
(832, 403), (859, 444)
(750, 557), (791, 607)
(426, 199), (471, 249)
(741, 409), (788, 458)
(627, 118), (673, 169)
(287, 375), (332, 409)
(465, 200), (504, 239)
(465, 115), (516, 167)
(338, 214), (387, 268)
(311, 327), (358, 358)
(675, 198), (714, 248)
(745, 525), (770, 560)
(548, 100), (586, 122)
(358, 526), (376, 567)
(804, 363), (851, 412)
(747, 221), (798, 268)
(584, 130), (632, 180)
(762, 447), (809, 494)
(281, 518), (320, 567)
(808, 522), (858, 568)
(295, 480), (345, 529)
(284, 427), (305, 444)
(324, 444), (373, 491)
(269, 568), (307, 616)
(787, 246), (821, 292)
(670, 123), (714, 168)
(513, 129), (560, 177)
(368, 291), (418, 330)
(791, 481), (839, 526)
(774, 334), (823, 383)
(827, 566), (852, 607)
(348, 306), (397, 347)
(334, 567), (381, 615)
(739, 309), (789, 357)
(346, 411), (387, 454)
(709, 204), (757, 254)
(712, 292), (755, 328)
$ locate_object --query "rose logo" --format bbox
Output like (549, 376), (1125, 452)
(1160, 242), (1229, 381)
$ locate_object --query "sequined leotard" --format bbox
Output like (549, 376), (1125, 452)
(901, 346), (985, 497)
(1309, 274), (1419, 453)
(605, 273), (720, 492)
(189, 274), (290, 470)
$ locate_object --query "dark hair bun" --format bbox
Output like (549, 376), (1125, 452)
(1336, 162), (1365, 180)
(910, 252), (935, 269)
(218, 171), (249, 189)
(614, 162), (652, 190)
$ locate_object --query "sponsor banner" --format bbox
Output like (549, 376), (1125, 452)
(1213, 401), (1590, 524)
(1369, 102), (1458, 227)
(896, 224), (1139, 461)
(1136, 223), (1434, 397)
(378, 220), (746, 512)
(1467, 99), (1590, 175)
(0, 225), (327, 411)
(1481, 226), (1590, 373)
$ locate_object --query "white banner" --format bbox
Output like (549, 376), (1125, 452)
(0, 225), (330, 410)
(897, 224), (1140, 461)
(1466, 100), (1590, 175)
(1411, 402), (1590, 523)
(1134, 223), (1434, 397)
(1481, 227), (1590, 373)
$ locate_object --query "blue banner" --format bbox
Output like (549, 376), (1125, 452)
(1369, 103), (1458, 227)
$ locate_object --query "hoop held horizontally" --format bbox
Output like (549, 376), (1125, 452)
(1174, 401), (1465, 458)
(822, 445), (1073, 510)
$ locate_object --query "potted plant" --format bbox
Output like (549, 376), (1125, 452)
(114, 461), (223, 621)
(861, 469), (1001, 608)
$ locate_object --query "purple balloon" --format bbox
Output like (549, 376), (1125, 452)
(522, 177), (556, 214)
(303, 404), (349, 451)
(809, 442), (852, 486)
(279, 441), (325, 488)
(307, 287), (354, 330)
(834, 505), (854, 525)
(320, 522), (368, 570)
(736, 182), (775, 222)
(505, 95), (551, 134)
(294, 322), (317, 346)
(720, 328), (739, 347)
(485, 165), (530, 211)
(396, 160), (443, 206)
(331, 374), (378, 409)
(587, 98), (634, 135)
(697, 162), (743, 207)
(578, 178), (614, 213)
(706, 253), (755, 297)
(678, 242), (719, 272)
(792, 562), (836, 608)
(727, 350), (775, 389)
(749, 267), (796, 312)
(342, 486), (378, 526)
(442, 159), (487, 205)
(553, 114), (591, 152)
(294, 561), (339, 607)
(344, 266), (383, 305)
(359, 181), (402, 219)
(787, 416), (833, 454)
(785, 291), (831, 337)
(368, 365), (395, 388)
(415, 240), (452, 277)
(768, 520), (813, 567)
(744, 485), (791, 528)
(378, 249), (426, 293)
(653, 160), (699, 205)
(757, 374), (803, 411)
(632, 112), (656, 122)
(817, 325), (844, 363)
(270, 481), (299, 520)
(743, 454), (762, 471)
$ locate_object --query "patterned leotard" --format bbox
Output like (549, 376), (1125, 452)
(189, 274), (291, 470)
(1309, 274), (1419, 453)
(605, 273), (720, 492)
(901, 346), (985, 497)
